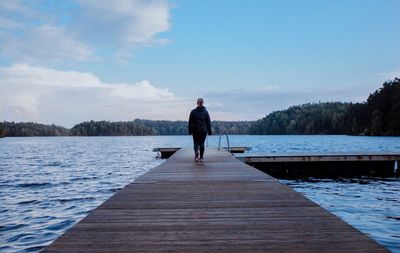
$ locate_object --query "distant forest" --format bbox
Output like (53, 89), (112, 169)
(0, 120), (254, 137)
(0, 122), (69, 137)
(1, 78), (399, 137)
(70, 120), (254, 136)
(250, 78), (400, 136)
(249, 102), (351, 135)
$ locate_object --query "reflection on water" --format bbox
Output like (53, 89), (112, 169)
(1, 135), (400, 252)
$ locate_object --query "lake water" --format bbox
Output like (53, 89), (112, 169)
(1, 135), (400, 252)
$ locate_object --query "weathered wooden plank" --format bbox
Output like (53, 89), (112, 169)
(43, 148), (389, 253)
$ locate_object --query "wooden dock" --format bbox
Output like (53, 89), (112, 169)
(239, 153), (400, 178)
(153, 147), (181, 159)
(239, 152), (400, 162)
(43, 148), (388, 252)
(153, 146), (250, 158)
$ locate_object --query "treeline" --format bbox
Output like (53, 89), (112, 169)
(250, 78), (400, 135)
(0, 122), (69, 137)
(249, 102), (351, 134)
(213, 121), (254, 135)
(71, 119), (253, 136)
(71, 120), (155, 136)
(0, 119), (254, 137)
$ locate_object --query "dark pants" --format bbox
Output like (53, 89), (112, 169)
(192, 133), (207, 159)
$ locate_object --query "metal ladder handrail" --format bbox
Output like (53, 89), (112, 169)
(218, 132), (230, 152)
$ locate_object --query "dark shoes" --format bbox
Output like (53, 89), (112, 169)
(195, 152), (204, 163)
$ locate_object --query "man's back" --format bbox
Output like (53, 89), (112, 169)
(189, 106), (212, 135)
(189, 98), (211, 162)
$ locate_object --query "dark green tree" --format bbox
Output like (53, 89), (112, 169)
(0, 123), (4, 137)
(250, 102), (351, 135)
(0, 122), (69, 136)
(348, 78), (400, 135)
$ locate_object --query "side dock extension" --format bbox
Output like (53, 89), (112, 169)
(43, 148), (388, 252)
(239, 153), (400, 178)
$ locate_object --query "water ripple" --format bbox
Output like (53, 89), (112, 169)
(46, 220), (75, 231)
(16, 183), (53, 188)
(0, 224), (28, 232)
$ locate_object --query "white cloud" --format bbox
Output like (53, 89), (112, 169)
(0, 64), (189, 127)
(10, 93), (40, 119)
(109, 80), (174, 100)
(78, 0), (170, 44)
(1, 25), (94, 64)
(2, 63), (101, 88)
(0, 0), (172, 64)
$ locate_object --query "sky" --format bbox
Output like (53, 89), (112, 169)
(1, 0), (399, 127)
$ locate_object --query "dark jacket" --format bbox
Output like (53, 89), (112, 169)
(188, 106), (212, 135)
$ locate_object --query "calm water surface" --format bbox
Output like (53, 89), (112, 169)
(0, 135), (399, 252)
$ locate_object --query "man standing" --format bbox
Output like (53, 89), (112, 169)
(188, 98), (212, 162)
